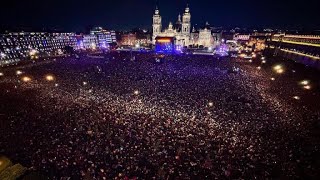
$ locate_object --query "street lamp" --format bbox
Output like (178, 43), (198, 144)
(45, 74), (55, 81)
(22, 76), (32, 82)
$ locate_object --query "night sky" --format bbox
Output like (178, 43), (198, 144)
(0, 0), (319, 32)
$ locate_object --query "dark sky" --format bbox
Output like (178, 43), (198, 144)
(0, 0), (319, 32)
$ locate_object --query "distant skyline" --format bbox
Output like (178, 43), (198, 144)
(0, 0), (319, 32)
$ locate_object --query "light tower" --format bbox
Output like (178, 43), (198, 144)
(152, 6), (162, 44)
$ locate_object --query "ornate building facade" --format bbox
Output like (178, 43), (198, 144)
(152, 5), (191, 47)
(152, 5), (217, 48)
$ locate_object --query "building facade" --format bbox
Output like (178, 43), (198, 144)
(121, 33), (137, 46)
(0, 28), (117, 66)
(0, 32), (77, 65)
(152, 5), (191, 47)
(152, 5), (217, 48)
(90, 27), (117, 44)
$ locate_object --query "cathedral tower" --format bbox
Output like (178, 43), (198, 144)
(182, 4), (191, 35)
(152, 6), (162, 44)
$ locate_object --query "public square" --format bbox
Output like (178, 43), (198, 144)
(0, 52), (319, 179)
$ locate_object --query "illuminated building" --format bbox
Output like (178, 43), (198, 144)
(0, 29), (117, 66)
(190, 27), (199, 46)
(267, 34), (320, 70)
(121, 33), (137, 46)
(0, 32), (77, 65)
(120, 29), (151, 47)
(82, 35), (98, 49)
(271, 34), (320, 47)
(152, 4), (191, 46)
(90, 27), (117, 45)
(152, 4), (216, 48)
(233, 34), (250, 41)
(198, 25), (213, 48)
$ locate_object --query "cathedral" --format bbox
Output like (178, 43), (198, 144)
(152, 5), (215, 48)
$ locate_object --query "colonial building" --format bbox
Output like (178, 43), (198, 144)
(0, 32), (77, 65)
(152, 5), (218, 48)
(152, 5), (191, 47)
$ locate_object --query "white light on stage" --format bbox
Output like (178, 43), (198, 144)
(0, 72), (4, 76)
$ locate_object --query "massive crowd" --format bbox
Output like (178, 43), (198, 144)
(0, 51), (319, 179)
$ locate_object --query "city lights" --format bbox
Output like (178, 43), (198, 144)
(0, 3), (319, 180)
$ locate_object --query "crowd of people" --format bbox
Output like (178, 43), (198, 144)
(0, 51), (319, 179)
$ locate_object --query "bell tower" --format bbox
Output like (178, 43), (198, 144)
(152, 6), (162, 44)
(182, 4), (191, 35)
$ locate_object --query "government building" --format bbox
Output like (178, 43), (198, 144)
(152, 5), (217, 48)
